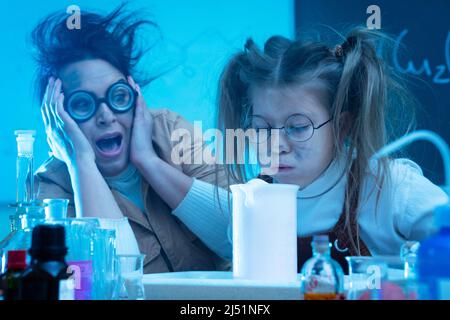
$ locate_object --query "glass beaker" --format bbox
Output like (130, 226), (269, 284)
(92, 228), (117, 300)
(95, 217), (140, 255)
(114, 254), (146, 300)
(346, 255), (423, 300)
(230, 180), (299, 282)
(46, 217), (99, 300)
(346, 256), (389, 300)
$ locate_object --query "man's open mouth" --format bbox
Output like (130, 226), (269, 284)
(95, 133), (123, 156)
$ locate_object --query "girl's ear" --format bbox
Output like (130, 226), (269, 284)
(338, 111), (352, 144)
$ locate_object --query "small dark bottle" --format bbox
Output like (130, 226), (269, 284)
(20, 224), (74, 300)
(0, 250), (27, 300)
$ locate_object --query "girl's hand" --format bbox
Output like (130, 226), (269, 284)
(41, 77), (96, 168)
(128, 76), (158, 167)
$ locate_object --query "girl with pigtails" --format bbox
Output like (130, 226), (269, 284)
(179, 27), (448, 271)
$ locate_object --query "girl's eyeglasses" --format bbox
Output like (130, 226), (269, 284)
(245, 113), (333, 143)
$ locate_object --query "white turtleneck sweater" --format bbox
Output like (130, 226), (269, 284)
(173, 156), (449, 260)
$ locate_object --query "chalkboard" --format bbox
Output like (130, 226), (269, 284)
(295, 0), (450, 185)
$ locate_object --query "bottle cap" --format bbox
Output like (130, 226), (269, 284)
(311, 234), (331, 253)
(7, 250), (27, 270)
(312, 234), (330, 244)
(434, 203), (450, 229)
(29, 224), (67, 258)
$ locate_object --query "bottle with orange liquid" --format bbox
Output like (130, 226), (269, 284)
(301, 235), (345, 300)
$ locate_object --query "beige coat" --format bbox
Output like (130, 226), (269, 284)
(35, 108), (230, 273)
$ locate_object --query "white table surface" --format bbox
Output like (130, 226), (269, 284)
(143, 271), (303, 300)
(142, 269), (407, 300)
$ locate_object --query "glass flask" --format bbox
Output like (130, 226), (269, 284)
(301, 235), (345, 300)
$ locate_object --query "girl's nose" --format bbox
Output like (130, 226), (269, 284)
(274, 129), (292, 154)
(96, 102), (117, 126)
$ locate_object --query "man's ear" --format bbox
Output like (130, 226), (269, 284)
(338, 111), (352, 144)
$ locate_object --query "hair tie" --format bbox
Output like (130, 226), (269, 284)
(334, 44), (344, 58)
(334, 36), (357, 58)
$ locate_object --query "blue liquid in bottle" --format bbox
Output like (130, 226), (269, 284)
(417, 204), (450, 300)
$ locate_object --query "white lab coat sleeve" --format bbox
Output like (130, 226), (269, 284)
(394, 159), (449, 241)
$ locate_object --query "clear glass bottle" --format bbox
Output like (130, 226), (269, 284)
(0, 130), (45, 273)
(301, 235), (345, 300)
(401, 241), (420, 280)
(0, 204), (45, 273)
